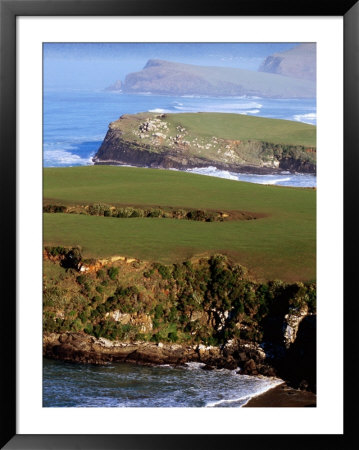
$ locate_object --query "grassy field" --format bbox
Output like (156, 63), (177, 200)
(164, 113), (316, 147)
(43, 166), (316, 282)
(115, 112), (316, 155)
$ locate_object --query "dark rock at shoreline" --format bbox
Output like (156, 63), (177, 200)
(243, 383), (316, 407)
(201, 364), (215, 371)
(43, 322), (316, 393)
(276, 315), (317, 392)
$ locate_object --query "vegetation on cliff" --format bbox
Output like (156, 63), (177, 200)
(43, 202), (259, 222)
(43, 250), (315, 348)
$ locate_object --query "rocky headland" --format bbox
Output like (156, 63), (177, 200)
(93, 112), (316, 174)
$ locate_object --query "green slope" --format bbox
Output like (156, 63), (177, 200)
(43, 166), (316, 282)
(164, 113), (316, 147)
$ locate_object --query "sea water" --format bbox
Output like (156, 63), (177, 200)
(44, 89), (316, 187)
(43, 358), (282, 408)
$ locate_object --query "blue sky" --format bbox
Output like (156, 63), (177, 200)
(44, 43), (298, 90)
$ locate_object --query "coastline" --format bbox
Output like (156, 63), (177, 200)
(43, 332), (316, 407)
(243, 383), (316, 407)
(93, 159), (316, 176)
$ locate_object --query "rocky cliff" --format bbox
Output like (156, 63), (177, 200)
(44, 250), (316, 391)
(93, 112), (316, 174)
(43, 314), (316, 390)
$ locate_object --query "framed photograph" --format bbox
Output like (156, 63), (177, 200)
(1, 1), (356, 448)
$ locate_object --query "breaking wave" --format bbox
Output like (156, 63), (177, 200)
(186, 166), (316, 187)
(43, 358), (283, 408)
(44, 149), (95, 167)
(292, 112), (316, 125)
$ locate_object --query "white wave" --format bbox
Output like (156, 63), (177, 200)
(180, 94), (208, 98)
(184, 362), (206, 370)
(174, 102), (262, 112)
(171, 102), (262, 116)
(44, 149), (95, 167)
(105, 90), (123, 94)
(239, 109), (261, 116)
(293, 112), (316, 125)
(186, 166), (316, 187)
(258, 177), (292, 185)
(186, 166), (239, 181)
(149, 108), (172, 113)
(205, 379), (284, 408)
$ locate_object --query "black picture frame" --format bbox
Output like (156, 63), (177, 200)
(1, 0), (357, 448)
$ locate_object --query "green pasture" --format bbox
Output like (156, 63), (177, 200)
(43, 166), (316, 282)
(165, 113), (316, 148)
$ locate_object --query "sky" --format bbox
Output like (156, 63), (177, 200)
(43, 43), (298, 90)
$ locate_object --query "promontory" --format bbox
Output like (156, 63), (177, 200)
(93, 112), (316, 174)
(107, 58), (316, 98)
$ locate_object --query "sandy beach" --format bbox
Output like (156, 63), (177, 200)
(244, 383), (316, 407)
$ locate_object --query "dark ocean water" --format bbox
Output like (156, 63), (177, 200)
(43, 90), (316, 187)
(43, 358), (282, 408)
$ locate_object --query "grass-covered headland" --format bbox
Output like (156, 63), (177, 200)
(94, 112), (316, 174)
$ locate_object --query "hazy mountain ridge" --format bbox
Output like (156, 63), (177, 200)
(107, 58), (315, 98)
(259, 43), (316, 81)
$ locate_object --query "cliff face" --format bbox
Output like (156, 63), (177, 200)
(43, 313), (316, 390)
(43, 250), (317, 391)
(93, 113), (316, 174)
(107, 59), (315, 98)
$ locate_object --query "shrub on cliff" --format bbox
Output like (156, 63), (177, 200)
(46, 245), (67, 257)
(155, 264), (172, 280)
(306, 283), (316, 313)
(108, 266), (119, 280)
(168, 331), (178, 342)
(186, 209), (206, 221)
(76, 275), (86, 285)
(147, 209), (163, 218)
(60, 247), (82, 270)
(43, 204), (67, 213)
(88, 203), (111, 216)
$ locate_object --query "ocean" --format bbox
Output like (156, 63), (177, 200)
(44, 90), (316, 187)
(43, 358), (282, 408)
